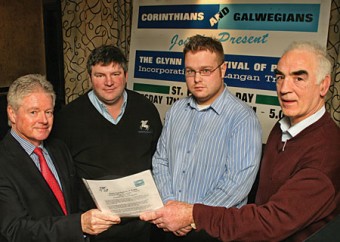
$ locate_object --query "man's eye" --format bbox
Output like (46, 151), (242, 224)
(201, 69), (211, 74)
(275, 75), (284, 80)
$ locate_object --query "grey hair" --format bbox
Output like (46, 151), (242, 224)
(7, 74), (56, 111)
(283, 41), (331, 84)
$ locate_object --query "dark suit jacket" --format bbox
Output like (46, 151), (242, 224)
(0, 95), (9, 140)
(0, 132), (86, 242)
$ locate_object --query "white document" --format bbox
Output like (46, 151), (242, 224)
(82, 170), (163, 217)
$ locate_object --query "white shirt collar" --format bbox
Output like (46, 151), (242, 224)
(279, 106), (325, 142)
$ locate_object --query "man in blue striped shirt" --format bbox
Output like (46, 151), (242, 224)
(150, 35), (262, 242)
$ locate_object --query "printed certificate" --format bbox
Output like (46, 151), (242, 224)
(83, 170), (163, 217)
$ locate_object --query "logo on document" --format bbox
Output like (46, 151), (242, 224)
(134, 179), (145, 187)
(99, 186), (108, 192)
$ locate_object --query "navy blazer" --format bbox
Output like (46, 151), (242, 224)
(0, 132), (86, 242)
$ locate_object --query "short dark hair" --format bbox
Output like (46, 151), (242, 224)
(86, 45), (128, 75)
(183, 35), (225, 63)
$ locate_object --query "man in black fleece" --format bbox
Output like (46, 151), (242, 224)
(51, 45), (162, 242)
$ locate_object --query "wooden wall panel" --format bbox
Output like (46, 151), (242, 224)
(0, 0), (45, 89)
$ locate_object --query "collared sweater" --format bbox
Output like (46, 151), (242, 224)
(194, 111), (340, 242)
(52, 89), (162, 180)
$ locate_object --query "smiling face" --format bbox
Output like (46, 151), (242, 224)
(275, 49), (330, 125)
(90, 62), (127, 107)
(185, 50), (226, 105)
(7, 90), (54, 147)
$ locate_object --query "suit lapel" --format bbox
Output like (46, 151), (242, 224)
(3, 133), (66, 215)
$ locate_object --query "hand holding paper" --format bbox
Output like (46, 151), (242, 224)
(140, 200), (194, 233)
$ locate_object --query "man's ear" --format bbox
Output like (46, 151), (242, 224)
(320, 75), (330, 97)
(7, 106), (16, 124)
(220, 62), (227, 78)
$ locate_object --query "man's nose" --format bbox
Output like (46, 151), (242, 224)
(104, 76), (114, 86)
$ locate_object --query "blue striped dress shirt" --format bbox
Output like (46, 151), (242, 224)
(152, 87), (262, 208)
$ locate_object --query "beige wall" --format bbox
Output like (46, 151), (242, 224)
(0, 0), (45, 89)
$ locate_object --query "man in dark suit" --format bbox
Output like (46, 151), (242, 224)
(0, 74), (120, 242)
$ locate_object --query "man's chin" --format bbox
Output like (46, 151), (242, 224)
(34, 133), (50, 142)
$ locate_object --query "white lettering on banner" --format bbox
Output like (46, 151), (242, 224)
(138, 65), (185, 75)
(210, 7), (229, 27)
(265, 75), (276, 83)
(139, 56), (153, 63)
(225, 73), (260, 82)
(226, 61), (250, 70)
(141, 12), (204, 21)
(253, 63), (267, 71)
(270, 64), (277, 72)
(156, 57), (182, 65)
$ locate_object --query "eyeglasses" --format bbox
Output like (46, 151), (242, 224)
(184, 62), (224, 77)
